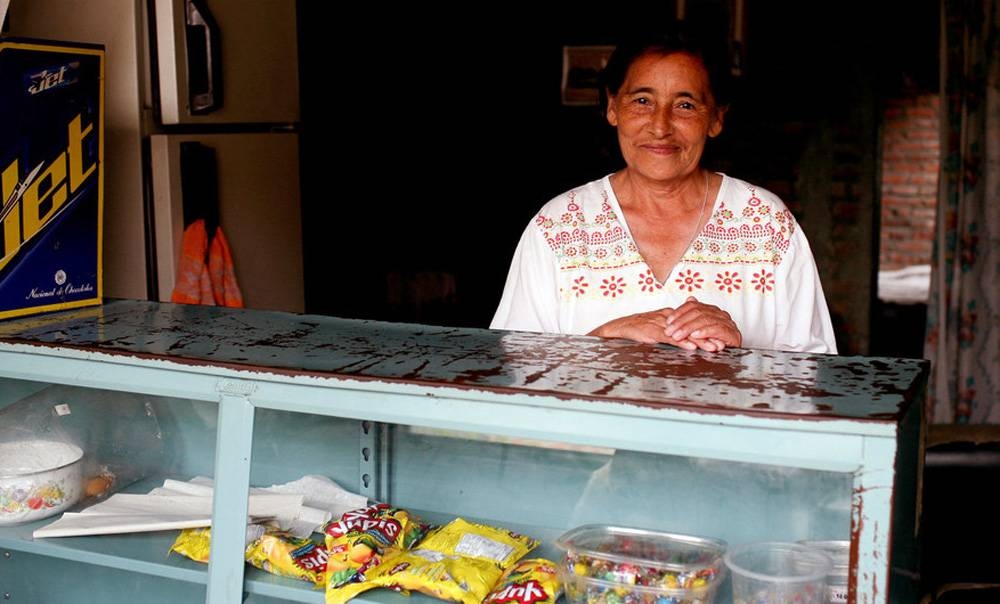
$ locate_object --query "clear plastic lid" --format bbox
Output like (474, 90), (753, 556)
(0, 439), (83, 477)
(0, 384), (164, 502)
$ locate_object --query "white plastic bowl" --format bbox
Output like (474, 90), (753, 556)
(0, 439), (84, 525)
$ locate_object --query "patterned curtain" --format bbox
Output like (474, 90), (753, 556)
(925, 0), (1000, 424)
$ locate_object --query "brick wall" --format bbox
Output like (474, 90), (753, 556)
(880, 95), (940, 270)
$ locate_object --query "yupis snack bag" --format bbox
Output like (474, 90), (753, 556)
(327, 517), (538, 604)
(484, 558), (562, 604)
(245, 530), (328, 586)
(322, 503), (430, 588)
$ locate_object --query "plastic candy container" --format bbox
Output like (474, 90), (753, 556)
(555, 524), (727, 604)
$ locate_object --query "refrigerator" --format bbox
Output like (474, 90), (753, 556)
(5, 0), (305, 313)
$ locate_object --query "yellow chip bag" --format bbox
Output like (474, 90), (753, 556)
(484, 558), (562, 604)
(170, 526), (213, 563)
(415, 517), (538, 569)
(326, 517), (538, 604)
(169, 524), (267, 564)
(245, 531), (328, 586)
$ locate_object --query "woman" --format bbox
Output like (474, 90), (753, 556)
(491, 29), (837, 353)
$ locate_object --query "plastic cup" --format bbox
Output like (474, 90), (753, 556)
(799, 540), (850, 603)
(724, 541), (833, 604)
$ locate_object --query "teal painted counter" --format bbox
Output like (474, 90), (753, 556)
(0, 300), (928, 603)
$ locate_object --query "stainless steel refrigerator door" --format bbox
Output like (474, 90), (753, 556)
(153, 0), (299, 124)
(150, 133), (304, 312)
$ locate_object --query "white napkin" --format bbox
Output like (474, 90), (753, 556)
(32, 493), (301, 538)
(33, 474), (367, 539)
(254, 474), (369, 537)
(159, 474), (368, 537)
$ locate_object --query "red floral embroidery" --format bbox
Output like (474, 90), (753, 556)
(638, 269), (662, 292)
(601, 276), (626, 298)
(543, 179), (797, 278)
(572, 276), (589, 296)
(716, 271), (742, 293)
(675, 269), (703, 292)
(752, 268), (774, 292)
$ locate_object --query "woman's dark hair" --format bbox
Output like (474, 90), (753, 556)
(599, 25), (735, 114)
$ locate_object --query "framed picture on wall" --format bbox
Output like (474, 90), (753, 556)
(561, 45), (614, 106)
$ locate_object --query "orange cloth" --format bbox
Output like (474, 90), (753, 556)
(171, 219), (244, 308)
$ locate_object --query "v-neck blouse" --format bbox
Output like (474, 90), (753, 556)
(604, 173), (718, 287)
(490, 173), (838, 353)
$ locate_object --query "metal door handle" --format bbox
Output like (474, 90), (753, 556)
(185, 0), (222, 114)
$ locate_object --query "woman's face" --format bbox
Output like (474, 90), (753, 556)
(607, 51), (724, 183)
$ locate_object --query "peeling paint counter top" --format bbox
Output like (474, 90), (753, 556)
(0, 299), (927, 423)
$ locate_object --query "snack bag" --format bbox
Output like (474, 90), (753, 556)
(169, 524), (266, 564)
(327, 517), (538, 604)
(245, 530), (328, 586)
(170, 526), (214, 563)
(322, 503), (430, 588)
(484, 558), (562, 604)
(171, 524), (327, 586)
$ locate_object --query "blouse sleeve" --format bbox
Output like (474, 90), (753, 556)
(489, 221), (561, 333)
(773, 227), (839, 353)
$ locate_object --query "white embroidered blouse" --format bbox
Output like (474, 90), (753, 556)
(491, 173), (838, 353)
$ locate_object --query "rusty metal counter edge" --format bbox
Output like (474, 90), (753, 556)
(0, 299), (929, 421)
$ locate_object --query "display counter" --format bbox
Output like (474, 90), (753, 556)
(0, 300), (928, 603)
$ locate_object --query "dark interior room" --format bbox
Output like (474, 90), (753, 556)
(296, 2), (997, 601)
(297, 1), (939, 361)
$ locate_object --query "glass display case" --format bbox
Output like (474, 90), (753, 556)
(0, 300), (928, 603)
